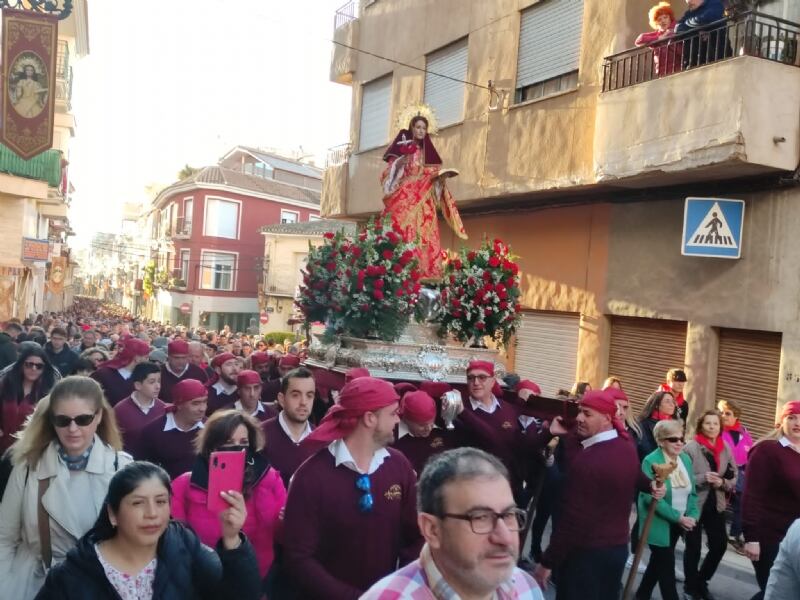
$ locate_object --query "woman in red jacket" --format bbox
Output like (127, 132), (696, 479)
(171, 410), (287, 582)
(635, 2), (681, 76)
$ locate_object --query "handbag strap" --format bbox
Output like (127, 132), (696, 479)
(37, 477), (52, 569)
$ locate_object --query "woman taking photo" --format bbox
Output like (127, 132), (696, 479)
(718, 398), (753, 553)
(637, 390), (678, 460)
(683, 410), (737, 600)
(34, 461), (262, 599)
(0, 345), (58, 453)
(742, 401), (800, 600)
(636, 419), (698, 600)
(0, 376), (131, 600)
(171, 410), (286, 580)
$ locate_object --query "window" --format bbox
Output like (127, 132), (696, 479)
(179, 250), (190, 286)
(424, 38), (468, 127)
(204, 198), (239, 239)
(515, 0), (584, 104)
(280, 209), (299, 224)
(309, 214), (321, 221)
(182, 198), (193, 234)
(359, 75), (392, 151)
(200, 251), (236, 291)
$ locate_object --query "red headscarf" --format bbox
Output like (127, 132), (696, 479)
(399, 391), (436, 424)
(279, 355), (301, 369)
(419, 381), (452, 400)
(305, 377), (399, 444)
(250, 352), (270, 367)
(580, 390), (629, 440)
(467, 360), (494, 376)
(103, 337), (150, 369)
(345, 367), (370, 383)
(211, 352), (237, 369)
(167, 340), (189, 355)
(393, 382), (418, 397)
(777, 400), (800, 427)
(166, 379), (207, 413)
(515, 380), (541, 396)
(237, 370), (261, 387)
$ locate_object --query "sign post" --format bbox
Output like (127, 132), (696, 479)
(682, 197), (745, 259)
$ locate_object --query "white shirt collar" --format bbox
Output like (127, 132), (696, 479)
(779, 436), (800, 453)
(164, 412), (204, 432)
(398, 421), (411, 439)
(469, 396), (501, 414)
(165, 362), (189, 378)
(581, 428), (618, 449)
(117, 367), (132, 380)
(234, 399), (264, 417)
(278, 411), (312, 443)
(328, 438), (390, 475)
(212, 380), (237, 395)
(131, 392), (156, 414)
(519, 415), (539, 431)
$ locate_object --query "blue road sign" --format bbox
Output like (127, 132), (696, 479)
(682, 197), (745, 259)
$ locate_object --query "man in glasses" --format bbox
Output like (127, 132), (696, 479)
(281, 376), (422, 598)
(363, 447), (544, 599)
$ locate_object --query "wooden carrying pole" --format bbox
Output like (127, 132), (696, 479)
(622, 462), (676, 600)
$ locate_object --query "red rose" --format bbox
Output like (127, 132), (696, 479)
(467, 251), (477, 261)
(382, 250), (394, 260)
(324, 232), (335, 239)
(505, 277), (515, 288)
(488, 256), (500, 268)
(359, 232), (367, 242)
(399, 250), (414, 266)
(326, 262), (336, 271)
(374, 279), (385, 289)
(498, 290), (508, 300)
(453, 259), (463, 270)
(356, 280), (364, 291)
(395, 289), (404, 297)
(352, 247), (362, 258)
(475, 322), (486, 331)
(499, 301), (509, 310)
(412, 283), (421, 293)
(386, 231), (399, 245)
(449, 275), (456, 285)
(484, 308), (492, 317)
(483, 283), (494, 293)
(482, 271), (492, 281)
(496, 283), (506, 293)
(377, 265), (387, 275)
(373, 289), (384, 300)
(467, 276), (476, 286)
(366, 266), (378, 277)
(514, 303), (522, 312)
(358, 269), (366, 280)
(361, 303), (370, 311)
(451, 298), (461, 308)
(411, 270), (421, 281)
(392, 263), (403, 274)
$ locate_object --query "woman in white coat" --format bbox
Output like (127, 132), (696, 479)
(0, 376), (131, 600)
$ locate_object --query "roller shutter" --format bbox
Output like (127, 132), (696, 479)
(359, 75), (392, 151)
(424, 38), (468, 127)
(514, 311), (580, 397)
(608, 316), (687, 415)
(716, 328), (782, 440)
(516, 0), (584, 89)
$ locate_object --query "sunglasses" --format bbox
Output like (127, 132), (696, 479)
(24, 361), (44, 370)
(51, 412), (98, 428)
(665, 436), (685, 444)
(355, 474), (373, 513)
(467, 374), (490, 383)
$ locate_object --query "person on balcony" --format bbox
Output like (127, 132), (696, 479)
(675, 0), (731, 68)
(635, 2), (681, 76)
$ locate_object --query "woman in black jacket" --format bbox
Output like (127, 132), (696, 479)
(636, 390), (679, 461)
(35, 461), (262, 600)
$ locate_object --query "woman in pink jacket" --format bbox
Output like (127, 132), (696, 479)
(171, 409), (287, 581)
(635, 2), (681, 76)
(718, 399), (754, 553)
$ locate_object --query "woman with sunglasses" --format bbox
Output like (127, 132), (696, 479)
(0, 345), (58, 454)
(171, 410), (286, 581)
(635, 419), (698, 600)
(34, 461), (262, 600)
(682, 410), (737, 600)
(717, 399), (753, 553)
(0, 376), (131, 600)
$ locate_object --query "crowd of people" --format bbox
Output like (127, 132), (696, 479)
(0, 297), (797, 600)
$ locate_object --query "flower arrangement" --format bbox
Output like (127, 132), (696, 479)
(439, 238), (522, 349)
(295, 215), (422, 341)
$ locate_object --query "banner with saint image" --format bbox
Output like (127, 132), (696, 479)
(1, 9), (58, 159)
(48, 255), (66, 294)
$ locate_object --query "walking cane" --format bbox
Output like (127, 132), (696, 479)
(621, 462), (676, 600)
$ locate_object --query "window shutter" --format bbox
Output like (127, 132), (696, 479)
(359, 75), (392, 151)
(517, 0), (584, 89)
(424, 38), (468, 128)
(514, 311), (580, 397)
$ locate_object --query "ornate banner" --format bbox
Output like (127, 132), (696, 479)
(48, 255), (65, 294)
(1, 9), (58, 159)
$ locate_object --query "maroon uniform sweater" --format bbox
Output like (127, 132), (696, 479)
(206, 384), (239, 416)
(742, 440), (800, 546)
(261, 417), (320, 488)
(90, 366), (134, 406)
(282, 446), (422, 599)
(159, 364), (209, 403)
(541, 434), (651, 569)
(113, 395), (167, 459)
(391, 426), (457, 477)
(261, 379), (281, 404)
(140, 414), (202, 479)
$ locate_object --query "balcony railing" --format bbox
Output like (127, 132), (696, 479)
(0, 144), (62, 187)
(326, 142), (352, 168)
(334, 0), (358, 30)
(602, 12), (800, 92)
(55, 40), (72, 108)
(175, 216), (192, 237)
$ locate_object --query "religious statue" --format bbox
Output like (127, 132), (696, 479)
(380, 106), (467, 280)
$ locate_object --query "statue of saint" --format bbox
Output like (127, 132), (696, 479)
(380, 112), (467, 280)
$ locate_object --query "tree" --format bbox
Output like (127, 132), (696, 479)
(178, 164), (200, 180)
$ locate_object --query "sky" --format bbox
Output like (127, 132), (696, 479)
(68, 0), (353, 246)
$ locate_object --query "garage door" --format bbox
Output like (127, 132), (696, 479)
(514, 311), (580, 397)
(716, 328), (782, 440)
(608, 316), (688, 415)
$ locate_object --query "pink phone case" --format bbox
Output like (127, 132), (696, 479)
(207, 450), (246, 513)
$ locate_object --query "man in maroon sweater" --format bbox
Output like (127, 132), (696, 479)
(141, 378), (207, 479)
(262, 366), (318, 488)
(205, 352), (240, 415)
(261, 354), (300, 404)
(90, 336), (151, 406)
(282, 376), (422, 599)
(234, 369), (277, 421)
(159, 339), (209, 403)
(533, 390), (664, 599)
(113, 361), (167, 458)
(392, 389), (456, 476)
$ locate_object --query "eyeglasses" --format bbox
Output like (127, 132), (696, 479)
(51, 412), (98, 428)
(721, 411), (734, 417)
(23, 361), (44, 370)
(664, 437), (685, 444)
(441, 508), (527, 534)
(467, 374), (490, 383)
(355, 474), (373, 513)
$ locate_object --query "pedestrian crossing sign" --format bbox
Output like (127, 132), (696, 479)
(682, 197), (745, 259)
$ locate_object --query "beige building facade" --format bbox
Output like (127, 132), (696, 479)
(325, 0), (800, 437)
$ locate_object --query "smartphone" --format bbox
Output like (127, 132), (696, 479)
(207, 450), (246, 513)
